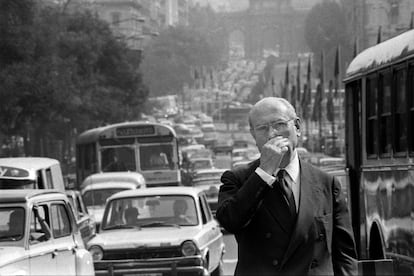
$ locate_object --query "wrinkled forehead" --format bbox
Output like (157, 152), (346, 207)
(249, 99), (293, 125)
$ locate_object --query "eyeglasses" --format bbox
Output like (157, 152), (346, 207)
(254, 119), (294, 134)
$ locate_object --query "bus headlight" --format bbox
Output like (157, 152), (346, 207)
(181, 240), (199, 256)
(88, 245), (104, 261)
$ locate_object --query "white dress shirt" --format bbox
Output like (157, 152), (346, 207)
(255, 150), (300, 212)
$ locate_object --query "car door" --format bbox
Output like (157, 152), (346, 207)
(50, 202), (76, 276)
(28, 204), (57, 275)
(199, 194), (223, 270)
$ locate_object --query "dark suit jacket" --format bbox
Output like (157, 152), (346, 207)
(216, 159), (357, 276)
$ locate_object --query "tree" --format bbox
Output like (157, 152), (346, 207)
(0, 1), (148, 157)
(304, 1), (352, 82)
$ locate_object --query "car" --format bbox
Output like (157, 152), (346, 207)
(0, 189), (94, 276)
(87, 187), (225, 276)
(66, 190), (96, 244)
(191, 172), (224, 216)
(189, 157), (215, 171)
(192, 168), (226, 182)
(0, 157), (65, 191)
(81, 172), (146, 230)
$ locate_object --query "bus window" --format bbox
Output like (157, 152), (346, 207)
(409, 66), (414, 154)
(394, 68), (407, 153)
(101, 147), (136, 172)
(379, 71), (392, 155)
(366, 75), (378, 157)
(140, 145), (174, 170)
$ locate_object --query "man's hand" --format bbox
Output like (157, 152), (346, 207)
(259, 136), (290, 175)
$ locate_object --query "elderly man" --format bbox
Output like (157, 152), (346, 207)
(216, 97), (357, 275)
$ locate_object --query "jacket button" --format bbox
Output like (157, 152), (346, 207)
(265, 232), (272, 239)
(272, 259), (278, 266)
(318, 233), (325, 241)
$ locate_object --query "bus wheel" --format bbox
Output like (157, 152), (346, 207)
(369, 224), (385, 260)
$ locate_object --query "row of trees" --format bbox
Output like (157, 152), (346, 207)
(0, 0), (150, 158)
(0, 1), (223, 161)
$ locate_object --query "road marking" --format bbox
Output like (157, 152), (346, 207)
(223, 259), (238, 263)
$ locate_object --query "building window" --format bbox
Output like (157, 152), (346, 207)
(111, 12), (121, 27)
(390, 1), (399, 25)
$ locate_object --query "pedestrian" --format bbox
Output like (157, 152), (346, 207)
(216, 97), (357, 275)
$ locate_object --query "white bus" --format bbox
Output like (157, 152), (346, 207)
(76, 121), (181, 188)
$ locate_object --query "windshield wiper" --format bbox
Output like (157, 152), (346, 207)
(140, 221), (180, 228)
(104, 224), (141, 230)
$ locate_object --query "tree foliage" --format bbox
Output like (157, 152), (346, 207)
(0, 0), (148, 157)
(304, 0), (352, 81)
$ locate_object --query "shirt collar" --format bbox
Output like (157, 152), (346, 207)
(278, 150), (299, 182)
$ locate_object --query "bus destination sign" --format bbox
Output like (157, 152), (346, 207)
(116, 125), (155, 137)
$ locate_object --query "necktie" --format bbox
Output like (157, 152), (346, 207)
(276, 169), (296, 217)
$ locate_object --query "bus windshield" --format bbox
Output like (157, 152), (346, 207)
(101, 147), (136, 172)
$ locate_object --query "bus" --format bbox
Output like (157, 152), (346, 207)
(344, 29), (414, 274)
(76, 121), (181, 188)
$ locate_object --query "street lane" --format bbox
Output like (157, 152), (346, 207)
(222, 233), (237, 276)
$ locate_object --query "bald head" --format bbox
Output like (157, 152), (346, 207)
(249, 97), (297, 130)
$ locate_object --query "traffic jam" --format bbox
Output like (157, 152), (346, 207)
(0, 111), (264, 276)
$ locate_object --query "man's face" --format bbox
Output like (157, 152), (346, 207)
(249, 100), (301, 163)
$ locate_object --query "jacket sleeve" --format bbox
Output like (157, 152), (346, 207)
(331, 176), (358, 276)
(216, 168), (269, 233)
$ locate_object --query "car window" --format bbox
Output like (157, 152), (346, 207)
(0, 207), (25, 242)
(102, 195), (198, 229)
(45, 168), (53, 189)
(76, 194), (87, 215)
(51, 203), (72, 238)
(198, 194), (212, 224)
(30, 205), (50, 244)
(83, 188), (127, 207)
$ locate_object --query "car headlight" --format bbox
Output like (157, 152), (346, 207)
(181, 240), (199, 256)
(88, 245), (104, 261)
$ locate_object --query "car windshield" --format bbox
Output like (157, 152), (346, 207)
(0, 179), (35, 189)
(83, 188), (128, 207)
(102, 195), (198, 230)
(0, 207), (25, 242)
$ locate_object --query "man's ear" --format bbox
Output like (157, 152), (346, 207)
(294, 118), (301, 136)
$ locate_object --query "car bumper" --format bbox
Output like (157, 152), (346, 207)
(94, 255), (209, 276)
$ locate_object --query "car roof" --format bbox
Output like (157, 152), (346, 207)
(108, 186), (202, 200)
(0, 157), (60, 169)
(0, 157), (60, 180)
(81, 182), (138, 192)
(81, 172), (145, 188)
(0, 189), (65, 203)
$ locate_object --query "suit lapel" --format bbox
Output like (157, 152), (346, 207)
(281, 161), (316, 266)
(263, 185), (292, 234)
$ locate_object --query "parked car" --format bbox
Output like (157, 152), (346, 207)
(0, 157), (65, 191)
(0, 189), (94, 275)
(81, 172), (146, 230)
(66, 190), (96, 244)
(87, 187), (225, 276)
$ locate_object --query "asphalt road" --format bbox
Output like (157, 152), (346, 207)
(222, 233), (237, 276)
